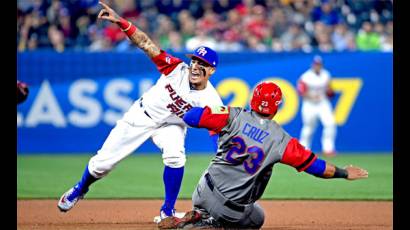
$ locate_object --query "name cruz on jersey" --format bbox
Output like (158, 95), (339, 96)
(242, 123), (270, 144)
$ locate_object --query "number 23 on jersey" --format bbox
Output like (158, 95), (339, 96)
(225, 136), (266, 175)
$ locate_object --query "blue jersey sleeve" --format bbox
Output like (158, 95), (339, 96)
(304, 158), (326, 177)
(183, 107), (205, 127)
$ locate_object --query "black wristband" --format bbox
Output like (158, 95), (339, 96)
(333, 167), (348, 178)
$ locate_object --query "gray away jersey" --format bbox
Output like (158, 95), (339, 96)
(207, 107), (292, 204)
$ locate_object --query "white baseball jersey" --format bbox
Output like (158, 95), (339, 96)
(88, 50), (223, 177)
(299, 68), (331, 103)
(142, 51), (223, 125)
(298, 67), (336, 153)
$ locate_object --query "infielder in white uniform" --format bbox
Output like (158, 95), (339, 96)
(297, 55), (337, 157)
(57, 1), (223, 222)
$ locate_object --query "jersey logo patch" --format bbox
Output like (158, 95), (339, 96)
(210, 106), (229, 114)
(165, 84), (193, 117)
(197, 47), (207, 56)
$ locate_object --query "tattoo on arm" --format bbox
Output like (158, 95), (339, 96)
(113, 14), (121, 21)
(129, 30), (161, 58)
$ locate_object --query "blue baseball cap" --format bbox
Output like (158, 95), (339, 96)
(185, 46), (218, 67)
(313, 55), (323, 64)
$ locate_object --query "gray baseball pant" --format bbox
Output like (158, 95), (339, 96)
(192, 172), (265, 229)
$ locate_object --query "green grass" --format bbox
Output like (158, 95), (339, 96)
(17, 153), (392, 200)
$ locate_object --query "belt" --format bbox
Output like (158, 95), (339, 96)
(139, 98), (152, 119)
(204, 173), (245, 213)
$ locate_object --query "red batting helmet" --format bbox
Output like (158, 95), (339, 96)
(250, 81), (282, 116)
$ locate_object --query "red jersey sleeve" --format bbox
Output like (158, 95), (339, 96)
(280, 138), (317, 172)
(198, 106), (230, 133)
(297, 80), (307, 96)
(209, 130), (218, 136)
(151, 50), (183, 75)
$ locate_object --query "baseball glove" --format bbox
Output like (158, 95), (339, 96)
(17, 81), (29, 104)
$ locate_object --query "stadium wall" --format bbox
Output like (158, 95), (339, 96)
(17, 51), (392, 153)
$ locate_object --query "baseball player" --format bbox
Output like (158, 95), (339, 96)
(158, 81), (368, 229)
(297, 55), (337, 157)
(57, 1), (223, 222)
(17, 81), (29, 104)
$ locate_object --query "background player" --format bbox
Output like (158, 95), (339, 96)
(297, 55), (337, 157)
(17, 81), (29, 104)
(57, 1), (223, 222)
(158, 81), (368, 229)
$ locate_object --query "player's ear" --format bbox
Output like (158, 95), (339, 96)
(209, 68), (215, 75)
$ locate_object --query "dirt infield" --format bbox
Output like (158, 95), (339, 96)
(17, 199), (392, 230)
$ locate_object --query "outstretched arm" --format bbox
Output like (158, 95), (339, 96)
(305, 158), (369, 180)
(98, 1), (160, 58)
(183, 106), (230, 133)
(183, 106), (230, 152)
(280, 138), (368, 180)
(305, 158), (368, 180)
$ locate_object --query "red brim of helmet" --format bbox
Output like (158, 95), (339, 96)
(185, 54), (214, 67)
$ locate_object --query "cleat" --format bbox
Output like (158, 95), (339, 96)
(57, 184), (87, 212)
(153, 209), (185, 224)
(157, 210), (202, 229)
(192, 216), (222, 229)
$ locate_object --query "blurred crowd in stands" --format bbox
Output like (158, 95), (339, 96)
(17, 0), (393, 53)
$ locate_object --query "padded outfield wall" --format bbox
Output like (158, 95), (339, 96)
(17, 51), (392, 153)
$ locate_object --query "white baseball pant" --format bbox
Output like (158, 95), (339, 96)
(299, 99), (336, 153)
(88, 100), (187, 178)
